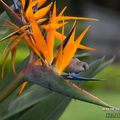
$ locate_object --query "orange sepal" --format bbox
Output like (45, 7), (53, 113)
(18, 82), (28, 95)
(37, 0), (47, 8)
(34, 3), (53, 20)
(78, 44), (96, 50)
(56, 16), (99, 21)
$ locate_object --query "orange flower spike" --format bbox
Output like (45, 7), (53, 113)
(34, 2), (53, 20)
(74, 26), (91, 47)
(37, 0), (47, 8)
(59, 28), (76, 73)
(63, 26), (91, 67)
(41, 22), (68, 30)
(25, 0), (50, 62)
(55, 30), (95, 51)
(25, 0), (37, 19)
(55, 20), (65, 68)
(56, 16), (99, 22)
(55, 31), (66, 42)
(41, 3), (69, 63)
(58, 6), (67, 17)
(55, 21), (76, 42)
(45, 2), (57, 63)
(31, 19), (50, 62)
(56, 26), (91, 73)
(50, 2), (57, 23)
(36, 5), (67, 25)
(20, 0), (25, 10)
(55, 26), (76, 73)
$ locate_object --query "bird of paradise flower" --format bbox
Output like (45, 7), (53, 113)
(0, 0), (113, 108)
(1, 0), (96, 79)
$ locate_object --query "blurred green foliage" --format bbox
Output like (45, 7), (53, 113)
(84, 64), (120, 92)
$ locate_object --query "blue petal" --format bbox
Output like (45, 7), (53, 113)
(62, 73), (103, 81)
(13, 0), (22, 11)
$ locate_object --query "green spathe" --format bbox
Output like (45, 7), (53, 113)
(26, 65), (113, 108)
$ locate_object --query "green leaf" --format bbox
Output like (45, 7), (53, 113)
(94, 56), (115, 74)
(80, 56), (105, 78)
(75, 53), (91, 60)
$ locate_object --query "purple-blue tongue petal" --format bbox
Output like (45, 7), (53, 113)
(57, 25), (76, 50)
(62, 73), (104, 81)
(13, 0), (22, 12)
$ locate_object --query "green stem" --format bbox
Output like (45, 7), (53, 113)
(0, 70), (25, 102)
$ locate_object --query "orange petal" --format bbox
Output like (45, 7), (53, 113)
(56, 26), (91, 73)
(51, 2), (57, 22)
(30, 19), (50, 62)
(34, 59), (41, 65)
(34, 3), (53, 20)
(37, 0), (47, 8)
(56, 16), (99, 21)
(18, 82), (27, 95)
(58, 6), (67, 17)
(25, 0), (36, 19)
(78, 44), (96, 50)
(23, 36), (45, 63)
(41, 22), (68, 30)
(75, 26), (91, 45)
(55, 22), (65, 70)
(63, 26), (91, 66)
(55, 31), (66, 42)
(58, 27), (76, 73)
(55, 21), (76, 42)
(25, 2), (50, 62)
(46, 30), (55, 63)
(37, 18), (47, 23)
(20, 0), (25, 10)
